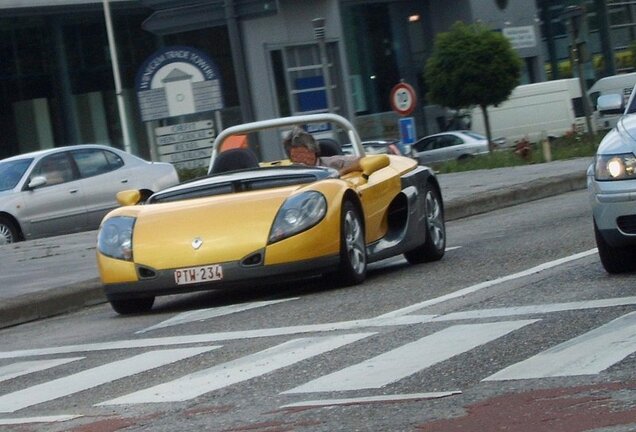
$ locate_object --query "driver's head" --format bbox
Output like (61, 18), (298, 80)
(284, 126), (320, 166)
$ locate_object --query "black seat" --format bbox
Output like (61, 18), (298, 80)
(318, 138), (343, 156)
(210, 148), (259, 174)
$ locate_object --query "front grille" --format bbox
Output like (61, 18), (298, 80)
(617, 215), (636, 234)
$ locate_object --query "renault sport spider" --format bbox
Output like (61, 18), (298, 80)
(97, 114), (446, 314)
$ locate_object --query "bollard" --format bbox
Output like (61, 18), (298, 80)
(541, 131), (552, 162)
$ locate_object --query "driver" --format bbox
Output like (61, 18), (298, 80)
(284, 126), (361, 175)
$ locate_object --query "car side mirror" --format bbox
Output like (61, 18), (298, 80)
(360, 154), (390, 179)
(27, 176), (47, 189)
(597, 94), (624, 115)
(116, 190), (142, 206)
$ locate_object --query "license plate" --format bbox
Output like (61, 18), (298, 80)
(174, 264), (223, 285)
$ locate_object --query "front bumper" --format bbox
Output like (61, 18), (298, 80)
(588, 174), (636, 247)
(102, 254), (340, 301)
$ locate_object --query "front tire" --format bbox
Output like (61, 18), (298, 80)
(0, 216), (19, 245)
(109, 297), (155, 315)
(404, 182), (446, 264)
(337, 200), (367, 285)
(594, 220), (636, 273)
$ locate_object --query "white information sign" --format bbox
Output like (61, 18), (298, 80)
(503, 26), (537, 50)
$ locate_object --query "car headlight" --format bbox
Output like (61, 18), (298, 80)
(268, 191), (327, 244)
(595, 154), (636, 181)
(98, 216), (135, 261)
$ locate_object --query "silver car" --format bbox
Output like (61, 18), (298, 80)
(0, 144), (179, 244)
(411, 131), (505, 165)
(588, 87), (636, 273)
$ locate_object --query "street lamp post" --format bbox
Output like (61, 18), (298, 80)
(561, 5), (595, 136)
(103, 0), (133, 153)
(312, 17), (334, 113)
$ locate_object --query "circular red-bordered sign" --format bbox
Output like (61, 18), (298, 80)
(390, 82), (417, 116)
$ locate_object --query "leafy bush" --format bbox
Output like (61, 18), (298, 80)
(177, 167), (208, 182)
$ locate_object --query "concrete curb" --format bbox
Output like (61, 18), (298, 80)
(0, 171), (588, 329)
(445, 171), (588, 221)
(0, 279), (104, 329)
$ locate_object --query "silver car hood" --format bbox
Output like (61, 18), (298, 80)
(598, 114), (636, 155)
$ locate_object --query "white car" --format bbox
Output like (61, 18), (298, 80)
(0, 144), (179, 244)
(411, 131), (505, 165)
(588, 87), (636, 273)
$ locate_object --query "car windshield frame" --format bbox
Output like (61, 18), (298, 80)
(148, 165), (337, 204)
(0, 158), (33, 191)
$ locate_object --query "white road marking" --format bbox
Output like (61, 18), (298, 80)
(280, 391), (462, 408)
(0, 347), (218, 413)
(137, 298), (299, 333)
(283, 320), (538, 393)
(0, 415), (82, 425)
(0, 357), (83, 383)
(99, 333), (374, 405)
(433, 297), (636, 321)
(0, 316), (434, 360)
(377, 249), (598, 318)
(484, 311), (636, 381)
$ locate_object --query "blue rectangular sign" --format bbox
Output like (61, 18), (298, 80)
(399, 117), (416, 145)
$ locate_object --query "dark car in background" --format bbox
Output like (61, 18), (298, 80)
(0, 144), (179, 244)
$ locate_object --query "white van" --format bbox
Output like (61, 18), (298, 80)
(588, 72), (636, 130)
(470, 78), (586, 143)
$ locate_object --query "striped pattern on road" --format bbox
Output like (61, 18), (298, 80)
(283, 320), (537, 393)
(0, 358), (83, 383)
(484, 311), (636, 381)
(0, 347), (219, 413)
(99, 333), (374, 405)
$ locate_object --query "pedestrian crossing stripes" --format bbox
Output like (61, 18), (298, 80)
(99, 333), (374, 405)
(1, 312), (635, 418)
(283, 320), (537, 393)
(0, 358), (83, 384)
(0, 347), (219, 413)
(484, 311), (636, 381)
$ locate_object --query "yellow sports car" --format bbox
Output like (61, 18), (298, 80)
(96, 114), (445, 314)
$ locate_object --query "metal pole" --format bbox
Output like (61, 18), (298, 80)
(103, 0), (133, 153)
(225, 0), (255, 123)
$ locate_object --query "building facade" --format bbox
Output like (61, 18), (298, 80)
(0, 0), (631, 163)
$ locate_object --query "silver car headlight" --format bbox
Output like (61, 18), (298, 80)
(268, 191), (327, 244)
(98, 216), (135, 261)
(595, 154), (636, 181)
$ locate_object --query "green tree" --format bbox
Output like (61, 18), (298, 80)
(424, 22), (522, 151)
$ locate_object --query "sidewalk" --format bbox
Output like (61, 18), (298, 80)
(0, 157), (593, 329)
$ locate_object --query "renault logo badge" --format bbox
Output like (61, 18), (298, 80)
(192, 238), (203, 250)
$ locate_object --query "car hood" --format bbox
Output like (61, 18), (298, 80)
(124, 186), (299, 269)
(598, 114), (636, 154)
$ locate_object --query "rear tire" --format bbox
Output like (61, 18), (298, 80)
(337, 200), (367, 285)
(404, 182), (446, 264)
(594, 220), (636, 273)
(109, 297), (155, 315)
(0, 216), (19, 245)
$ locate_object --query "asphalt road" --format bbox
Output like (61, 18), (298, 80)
(1, 189), (635, 431)
(0, 157), (592, 329)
